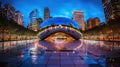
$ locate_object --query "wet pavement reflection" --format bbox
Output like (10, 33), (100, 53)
(0, 40), (120, 67)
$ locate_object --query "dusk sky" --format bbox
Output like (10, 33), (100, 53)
(1, 0), (105, 27)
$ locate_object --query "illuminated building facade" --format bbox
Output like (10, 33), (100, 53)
(93, 17), (100, 26)
(28, 21), (38, 32)
(28, 18), (43, 32)
(73, 11), (85, 31)
(102, 0), (120, 23)
(29, 9), (38, 23)
(28, 9), (39, 31)
(15, 11), (24, 26)
(3, 4), (15, 20)
(44, 7), (50, 21)
(86, 17), (100, 29)
(86, 18), (93, 29)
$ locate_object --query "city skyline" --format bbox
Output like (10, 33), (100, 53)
(1, 0), (105, 27)
(0, 0), (120, 67)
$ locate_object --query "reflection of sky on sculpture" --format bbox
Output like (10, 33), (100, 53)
(1, 0), (105, 27)
(39, 17), (81, 29)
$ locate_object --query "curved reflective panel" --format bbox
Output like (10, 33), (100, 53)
(39, 17), (81, 29)
(38, 26), (82, 40)
(45, 32), (75, 50)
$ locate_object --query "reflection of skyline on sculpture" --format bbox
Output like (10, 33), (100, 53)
(0, 0), (120, 67)
(39, 17), (81, 29)
(1, 0), (105, 27)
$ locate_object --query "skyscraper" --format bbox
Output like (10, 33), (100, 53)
(73, 10), (85, 31)
(15, 11), (24, 26)
(44, 7), (50, 21)
(3, 4), (15, 20)
(28, 9), (39, 31)
(86, 17), (100, 30)
(29, 9), (38, 24)
(93, 17), (100, 26)
(102, 0), (120, 23)
(28, 18), (43, 32)
(86, 18), (93, 29)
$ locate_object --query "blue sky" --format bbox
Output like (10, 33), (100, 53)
(1, 0), (105, 27)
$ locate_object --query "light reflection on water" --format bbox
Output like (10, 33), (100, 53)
(31, 55), (38, 64)
(0, 40), (36, 57)
(0, 40), (120, 67)
(38, 40), (120, 66)
(37, 40), (120, 54)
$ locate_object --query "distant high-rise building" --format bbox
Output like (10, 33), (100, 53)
(28, 22), (38, 32)
(36, 18), (43, 26)
(3, 4), (15, 20)
(86, 17), (100, 29)
(102, 0), (120, 23)
(73, 10), (85, 31)
(93, 17), (100, 26)
(15, 11), (24, 26)
(44, 7), (50, 21)
(28, 18), (43, 32)
(86, 18), (93, 29)
(29, 9), (38, 24)
(28, 9), (39, 31)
